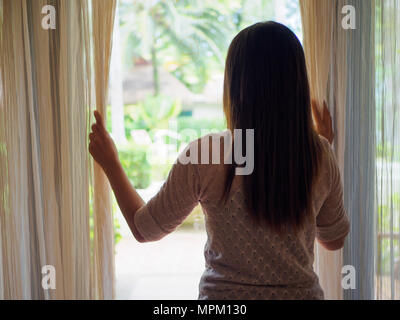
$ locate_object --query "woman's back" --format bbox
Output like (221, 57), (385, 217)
(134, 131), (350, 300)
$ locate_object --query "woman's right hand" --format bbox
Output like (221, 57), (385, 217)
(311, 99), (334, 145)
(89, 110), (120, 175)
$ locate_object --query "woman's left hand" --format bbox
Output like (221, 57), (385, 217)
(89, 110), (120, 174)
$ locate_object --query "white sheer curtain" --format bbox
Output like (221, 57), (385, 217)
(302, 0), (400, 300)
(342, 0), (376, 300)
(375, 0), (400, 300)
(0, 0), (116, 299)
(342, 0), (400, 300)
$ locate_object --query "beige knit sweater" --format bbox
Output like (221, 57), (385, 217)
(134, 131), (350, 300)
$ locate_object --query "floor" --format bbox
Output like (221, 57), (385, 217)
(115, 225), (207, 300)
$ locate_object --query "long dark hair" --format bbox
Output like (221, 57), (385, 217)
(223, 21), (322, 233)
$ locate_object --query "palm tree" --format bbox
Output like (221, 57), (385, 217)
(119, 0), (233, 95)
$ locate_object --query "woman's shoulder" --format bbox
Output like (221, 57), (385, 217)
(178, 131), (230, 194)
(173, 131), (229, 203)
(184, 130), (232, 164)
(191, 130), (231, 146)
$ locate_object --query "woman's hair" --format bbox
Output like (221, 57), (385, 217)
(223, 21), (322, 233)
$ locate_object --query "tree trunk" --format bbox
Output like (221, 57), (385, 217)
(151, 44), (160, 96)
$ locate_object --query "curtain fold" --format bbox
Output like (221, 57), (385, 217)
(300, 0), (348, 300)
(91, 0), (117, 300)
(0, 0), (116, 299)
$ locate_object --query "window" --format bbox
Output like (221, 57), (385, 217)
(111, 0), (302, 299)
